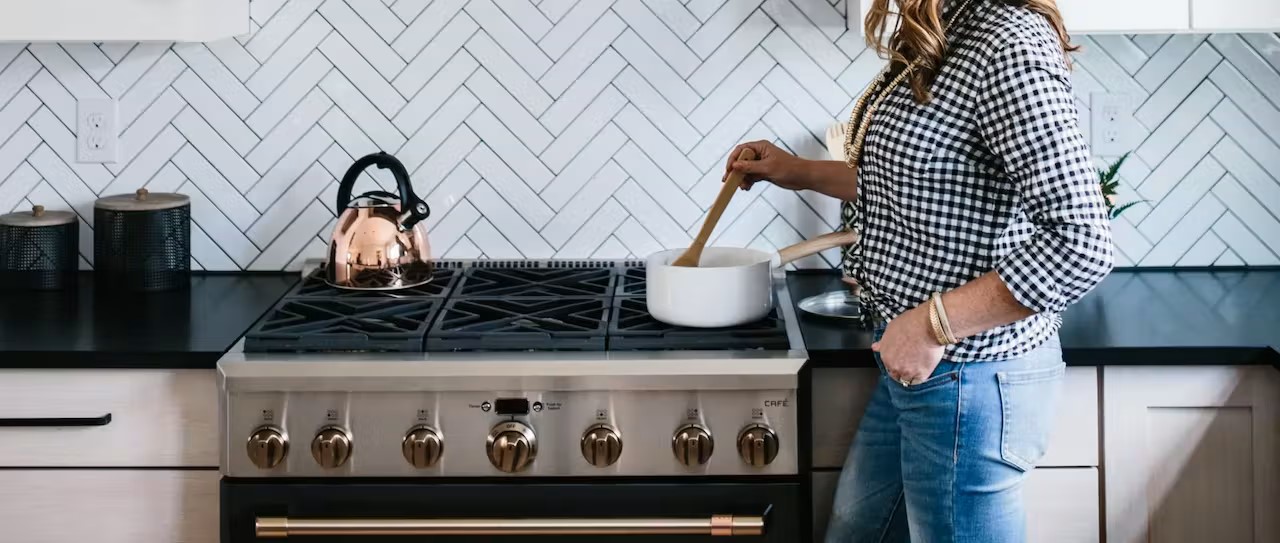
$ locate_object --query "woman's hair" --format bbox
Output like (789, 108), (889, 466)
(864, 0), (1080, 103)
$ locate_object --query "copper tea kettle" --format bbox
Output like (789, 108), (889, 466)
(326, 152), (432, 290)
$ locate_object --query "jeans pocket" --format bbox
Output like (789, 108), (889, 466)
(996, 363), (1065, 471)
(901, 370), (960, 393)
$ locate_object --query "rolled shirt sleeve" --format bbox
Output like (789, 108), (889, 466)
(977, 39), (1116, 314)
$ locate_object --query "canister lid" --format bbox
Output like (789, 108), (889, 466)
(95, 188), (190, 211)
(0, 205), (78, 227)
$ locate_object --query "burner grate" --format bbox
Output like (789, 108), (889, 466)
(244, 298), (442, 352)
(616, 266), (647, 297)
(454, 267), (616, 298)
(429, 298), (610, 351)
(608, 297), (789, 351)
(243, 262), (792, 353)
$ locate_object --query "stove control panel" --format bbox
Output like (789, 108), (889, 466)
(224, 389), (797, 477)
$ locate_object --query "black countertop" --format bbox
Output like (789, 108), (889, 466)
(0, 272), (297, 369)
(3, 270), (1276, 370)
(789, 270), (1280, 369)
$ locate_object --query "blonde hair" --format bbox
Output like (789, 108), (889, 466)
(863, 0), (1080, 103)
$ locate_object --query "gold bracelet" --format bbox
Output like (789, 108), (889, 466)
(927, 299), (949, 346)
(932, 293), (959, 345)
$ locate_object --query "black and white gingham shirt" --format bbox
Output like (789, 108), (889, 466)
(841, 0), (1115, 362)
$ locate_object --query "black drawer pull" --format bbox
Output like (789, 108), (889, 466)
(0, 413), (112, 427)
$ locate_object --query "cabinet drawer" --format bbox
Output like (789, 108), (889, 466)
(812, 467), (1099, 542)
(810, 367), (1099, 468)
(0, 370), (217, 467)
(0, 469), (219, 543)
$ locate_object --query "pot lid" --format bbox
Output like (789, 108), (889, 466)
(0, 205), (78, 227)
(95, 188), (190, 211)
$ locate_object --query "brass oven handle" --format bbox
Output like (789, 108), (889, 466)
(256, 514), (765, 538)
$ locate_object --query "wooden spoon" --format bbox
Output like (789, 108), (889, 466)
(671, 147), (757, 267)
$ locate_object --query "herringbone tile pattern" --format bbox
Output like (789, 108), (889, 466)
(0, 1), (1277, 270)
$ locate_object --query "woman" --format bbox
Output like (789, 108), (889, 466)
(725, 0), (1113, 541)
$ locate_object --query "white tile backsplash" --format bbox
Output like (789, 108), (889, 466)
(0, 1), (1277, 269)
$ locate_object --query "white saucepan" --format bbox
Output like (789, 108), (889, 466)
(646, 230), (857, 328)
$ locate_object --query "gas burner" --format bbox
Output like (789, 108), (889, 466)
(454, 267), (615, 298)
(609, 298), (789, 351)
(294, 267), (459, 298)
(244, 298), (442, 352)
(429, 298), (611, 351)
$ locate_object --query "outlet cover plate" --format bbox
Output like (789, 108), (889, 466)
(77, 98), (118, 164)
(1090, 92), (1141, 157)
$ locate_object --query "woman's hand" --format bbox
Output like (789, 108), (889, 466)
(723, 141), (809, 191)
(873, 305), (945, 386)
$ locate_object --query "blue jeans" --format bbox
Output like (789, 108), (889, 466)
(824, 329), (1066, 543)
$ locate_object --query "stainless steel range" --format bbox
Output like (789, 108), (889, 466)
(217, 261), (807, 542)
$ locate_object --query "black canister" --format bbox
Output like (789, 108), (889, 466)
(94, 188), (191, 292)
(0, 205), (80, 290)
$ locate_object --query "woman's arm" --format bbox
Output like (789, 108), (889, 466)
(723, 142), (859, 202)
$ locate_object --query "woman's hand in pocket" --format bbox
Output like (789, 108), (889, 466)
(873, 305), (945, 386)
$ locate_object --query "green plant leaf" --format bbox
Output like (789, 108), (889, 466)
(1101, 152), (1130, 183)
(1109, 200), (1147, 220)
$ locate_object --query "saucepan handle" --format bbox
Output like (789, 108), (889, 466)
(773, 230), (857, 268)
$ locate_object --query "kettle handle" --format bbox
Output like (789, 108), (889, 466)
(335, 152), (430, 229)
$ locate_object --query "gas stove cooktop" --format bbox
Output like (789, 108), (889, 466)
(243, 261), (796, 353)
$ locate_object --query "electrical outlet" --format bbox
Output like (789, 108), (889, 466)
(77, 98), (118, 164)
(1090, 92), (1138, 156)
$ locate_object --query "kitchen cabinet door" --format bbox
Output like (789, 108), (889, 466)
(0, 369), (218, 467)
(1103, 366), (1279, 543)
(1058, 0), (1190, 33)
(1192, 0), (1280, 31)
(812, 467), (1099, 543)
(0, 470), (218, 543)
(809, 367), (1099, 469)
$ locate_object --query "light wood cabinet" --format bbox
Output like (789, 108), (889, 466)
(0, 470), (219, 543)
(812, 467), (1100, 542)
(1192, 0), (1280, 31)
(810, 367), (1099, 469)
(1103, 366), (1279, 543)
(0, 370), (218, 467)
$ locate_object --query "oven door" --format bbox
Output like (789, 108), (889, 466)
(221, 477), (800, 542)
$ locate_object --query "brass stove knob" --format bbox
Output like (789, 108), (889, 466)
(487, 421), (537, 473)
(580, 424), (623, 467)
(737, 424), (780, 467)
(672, 423), (714, 466)
(311, 427), (352, 469)
(246, 426), (288, 469)
(402, 426), (444, 469)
